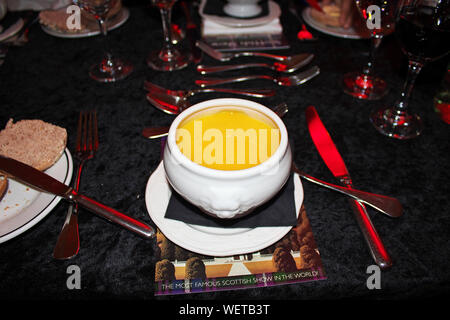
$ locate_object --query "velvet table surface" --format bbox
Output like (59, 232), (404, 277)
(0, 0), (449, 303)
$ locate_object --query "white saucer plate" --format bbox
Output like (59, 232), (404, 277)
(145, 162), (304, 257)
(41, 7), (129, 39)
(199, 0), (281, 28)
(0, 149), (73, 243)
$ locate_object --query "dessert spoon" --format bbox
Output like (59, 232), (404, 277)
(196, 65), (320, 87)
(196, 53), (314, 74)
(196, 40), (312, 62)
(144, 81), (275, 98)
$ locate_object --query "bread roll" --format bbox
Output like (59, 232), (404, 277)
(0, 119), (67, 171)
(310, 1), (341, 27)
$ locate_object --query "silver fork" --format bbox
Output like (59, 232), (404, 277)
(53, 110), (98, 260)
(195, 65), (320, 87)
(196, 40), (298, 62)
(144, 81), (276, 98)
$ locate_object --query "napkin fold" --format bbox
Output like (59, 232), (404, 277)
(203, 0), (269, 19)
(201, 0), (282, 37)
(164, 174), (297, 228)
(202, 18), (283, 36)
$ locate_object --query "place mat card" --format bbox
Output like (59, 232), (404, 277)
(199, 0), (289, 51)
(154, 205), (326, 295)
(154, 139), (326, 296)
(202, 33), (289, 52)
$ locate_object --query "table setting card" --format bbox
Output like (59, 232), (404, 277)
(199, 0), (290, 51)
(155, 204), (326, 295)
(202, 32), (289, 52)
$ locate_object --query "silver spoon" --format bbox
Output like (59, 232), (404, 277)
(144, 81), (276, 98)
(196, 65), (320, 87)
(196, 40), (312, 62)
(141, 104), (402, 218)
(196, 53), (314, 74)
(146, 89), (285, 115)
(146, 91), (188, 115)
(142, 102), (289, 138)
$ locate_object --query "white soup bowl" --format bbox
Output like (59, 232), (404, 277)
(163, 98), (292, 219)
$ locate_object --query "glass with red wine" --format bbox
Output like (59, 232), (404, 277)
(370, 0), (450, 139)
(343, 0), (397, 100)
(147, 0), (189, 71)
(74, 0), (133, 82)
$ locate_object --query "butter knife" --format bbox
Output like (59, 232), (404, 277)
(305, 106), (393, 269)
(0, 156), (155, 239)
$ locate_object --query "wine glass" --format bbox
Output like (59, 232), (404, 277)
(370, 0), (450, 139)
(75, 0), (133, 82)
(147, 0), (189, 71)
(343, 0), (397, 100)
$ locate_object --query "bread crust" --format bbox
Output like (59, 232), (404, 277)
(0, 119), (67, 171)
(0, 175), (7, 201)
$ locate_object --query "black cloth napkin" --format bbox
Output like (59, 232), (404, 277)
(203, 0), (269, 20)
(164, 174), (297, 228)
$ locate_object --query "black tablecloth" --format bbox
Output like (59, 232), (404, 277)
(0, 0), (449, 304)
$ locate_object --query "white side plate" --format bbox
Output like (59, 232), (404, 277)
(0, 149), (73, 243)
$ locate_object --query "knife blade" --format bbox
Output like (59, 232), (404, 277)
(0, 155), (155, 239)
(180, 0), (202, 64)
(305, 106), (393, 269)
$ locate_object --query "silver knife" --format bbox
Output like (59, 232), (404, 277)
(0, 155), (155, 239)
(305, 106), (393, 269)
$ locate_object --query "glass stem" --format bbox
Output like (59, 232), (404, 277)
(362, 35), (383, 76)
(394, 60), (423, 112)
(159, 7), (176, 61)
(98, 18), (114, 65)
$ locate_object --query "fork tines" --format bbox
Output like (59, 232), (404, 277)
(76, 110), (98, 157)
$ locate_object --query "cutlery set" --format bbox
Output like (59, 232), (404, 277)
(145, 41), (319, 112)
(193, 40), (320, 88)
(139, 19), (399, 268)
(0, 3), (400, 269)
(53, 111), (98, 259)
(0, 156), (155, 240)
(305, 107), (393, 269)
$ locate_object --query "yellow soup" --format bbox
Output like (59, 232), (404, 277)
(176, 107), (280, 170)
